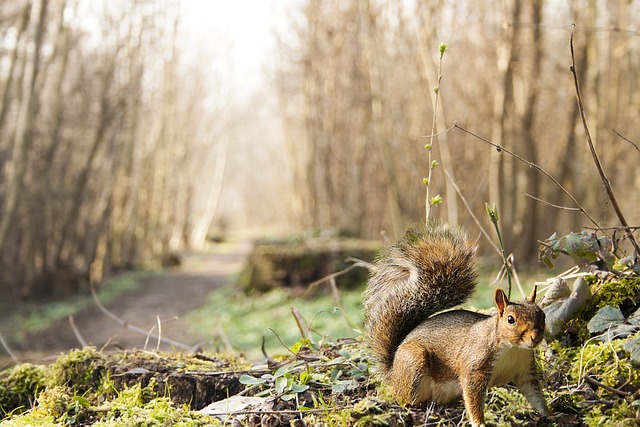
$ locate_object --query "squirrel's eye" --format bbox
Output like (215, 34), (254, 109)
(507, 315), (516, 324)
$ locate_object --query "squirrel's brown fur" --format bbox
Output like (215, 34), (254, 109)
(363, 222), (549, 427)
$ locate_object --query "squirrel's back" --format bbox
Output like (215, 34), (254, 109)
(363, 222), (478, 376)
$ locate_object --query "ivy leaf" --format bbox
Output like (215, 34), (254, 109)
(587, 306), (624, 334)
(624, 336), (640, 367)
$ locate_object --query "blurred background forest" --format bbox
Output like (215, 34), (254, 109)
(0, 0), (639, 306)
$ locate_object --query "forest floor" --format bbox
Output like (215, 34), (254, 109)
(0, 240), (253, 365)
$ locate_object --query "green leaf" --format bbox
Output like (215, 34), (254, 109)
(587, 306), (625, 334)
(239, 374), (267, 385)
(424, 143), (431, 150)
(273, 365), (291, 379)
(275, 376), (288, 394)
(72, 396), (90, 407)
(299, 370), (310, 385)
(281, 393), (297, 401)
(291, 384), (309, 393)
(423, 178), (429, 186)
(431, 160), (439, 168)
(439, 43), (447, 55)
(431, 194), (443, 206)
(624, 336), (640, 367)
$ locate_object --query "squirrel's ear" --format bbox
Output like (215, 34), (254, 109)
(494, 289), (509, 315)
(526, 285), (538, 303)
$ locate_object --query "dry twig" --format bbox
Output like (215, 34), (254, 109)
(89, 281), (192, 350)
(68, 315), (88, 347)
(454, 122), (600, 229)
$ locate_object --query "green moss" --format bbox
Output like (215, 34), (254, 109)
(589, 275), (640, 314)
(46, 347), (109, 398)
(583, 400), (638, 426)
(0, 363), (46, 416)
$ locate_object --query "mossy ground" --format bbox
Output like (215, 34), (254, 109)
(2, 241), (640, 425)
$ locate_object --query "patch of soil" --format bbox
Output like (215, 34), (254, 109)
(6, 241), (252, 362)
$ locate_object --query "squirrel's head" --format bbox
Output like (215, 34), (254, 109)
(495, 286), (546, 349)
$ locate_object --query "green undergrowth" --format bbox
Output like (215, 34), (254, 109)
(2, 325), (640, 425)
(186, 285), (366, 361)
(186, 271), (504, 362)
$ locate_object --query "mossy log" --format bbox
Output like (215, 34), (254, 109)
(240, 237), (381, 293)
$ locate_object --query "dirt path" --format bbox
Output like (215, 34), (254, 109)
(7, 240), (252, 361)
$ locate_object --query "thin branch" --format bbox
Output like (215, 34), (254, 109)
(417, 123), (456, 140)
(291, 307), (311, 340)
(68, 315), (88, 347)
(583, 375), (631, 398)
(613, 129), (640, 155)
(303, 260), (371, 297)
(454, 122), (600, 228)
(444, 169), (501, 255)
(425, 44), (446, 223)
(0, 334), (18, 364)
(217, 320), (234, 354)
(569, 27), (640, 256)
(329, 277), (355, 337)
(523, 192), (582, 211)
(155, 315), (162, 352)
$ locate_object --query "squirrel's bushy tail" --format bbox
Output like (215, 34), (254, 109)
(363, 222), (478, 377)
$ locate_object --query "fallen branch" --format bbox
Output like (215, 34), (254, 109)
(89, 281), (193, 351)
(0, 333), (18, 364)
(68, 315), (88, 347)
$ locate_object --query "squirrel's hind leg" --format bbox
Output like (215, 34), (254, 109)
(388, 341), (434, 404)
(390, 341), (463, 405)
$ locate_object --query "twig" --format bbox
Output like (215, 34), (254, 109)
(569, 26), (640, 256)
(417, 123), (456, 140)
(68, 315), (88, 347)
(155, 315), (162, 352)
(613, 129), (640, 155)
(0, 333), (18, 364)
(89, 281), (192, 350)
(217, 320), (234, 354)
(583, 375), (631, 398)
(522, 192), (582, 211)
(291, 307), (310, 340)
(303, 259), (371, 297)
(444, 169), (501, 256)
(329, 277), (355, 337)
(454, 121), (600, 229)
(425, 44), (447, 223)
(205, 405), (355, 416)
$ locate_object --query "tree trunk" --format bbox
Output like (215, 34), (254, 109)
(0, 0), (49, 253)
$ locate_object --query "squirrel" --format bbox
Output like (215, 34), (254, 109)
(363, 222), (549, 427)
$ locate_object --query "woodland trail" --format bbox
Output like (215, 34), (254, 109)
(3, 240), (252, 363)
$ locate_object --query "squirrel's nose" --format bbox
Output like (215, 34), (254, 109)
(530, 329), (544, 345)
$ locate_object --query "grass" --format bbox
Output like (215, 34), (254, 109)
(184, 268), (543, 361)
(186, 282), (365, 361)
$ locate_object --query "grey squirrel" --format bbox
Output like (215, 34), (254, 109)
(363, 222), (549, 427)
